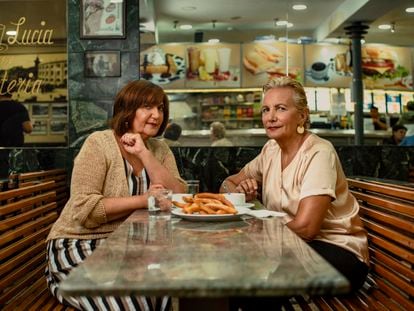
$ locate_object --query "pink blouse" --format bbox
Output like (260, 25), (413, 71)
(244, 134), (369, 265)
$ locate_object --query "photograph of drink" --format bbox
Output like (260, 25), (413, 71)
(185, 43), (241, 88)
(304, 43), (351, 88)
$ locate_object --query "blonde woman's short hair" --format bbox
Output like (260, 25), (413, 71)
(262, 76), (309, 126)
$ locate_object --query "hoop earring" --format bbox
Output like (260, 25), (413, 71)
(297, 125), (305, 134)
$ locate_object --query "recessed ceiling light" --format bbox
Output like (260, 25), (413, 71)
(292, 4), (307, 10)
(6, 30), (17, 36)
(182, 6), (196, 11)
(406, 7), (414, 13)
(179, 24), (193, 30)
(287, 22), (294, 28)
(378, 24), (391, 30)
(208, 39), (220, 43)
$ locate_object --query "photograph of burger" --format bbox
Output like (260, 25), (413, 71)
(361, 45), (410, 89)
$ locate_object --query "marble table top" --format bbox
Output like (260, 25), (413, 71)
(60, 211), (349, 297)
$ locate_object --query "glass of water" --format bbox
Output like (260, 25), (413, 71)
(147, 188), (173, 219)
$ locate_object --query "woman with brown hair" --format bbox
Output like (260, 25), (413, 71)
(46, 80), (186, 310)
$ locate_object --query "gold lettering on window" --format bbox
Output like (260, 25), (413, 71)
(0, 17), (54, 52)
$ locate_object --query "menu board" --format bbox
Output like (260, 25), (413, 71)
(241, 42), (303, 87)
(363, 90), (374, 112)
(361, 44), (412, 91)
(139, 44), (186, 89)
(385, 92), (401, 114)
(344, 88), (353, 112)
(372, 90), (386, 113)
(184, 43), (241, 88)
(304, 43), (352, 88)
(305, 88), (316, 111)
(315, 88), (331, 111)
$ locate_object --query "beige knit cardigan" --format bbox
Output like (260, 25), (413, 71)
(47, 129), (185, 241)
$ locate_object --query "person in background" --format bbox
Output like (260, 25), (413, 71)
(45, 80), (186, 310)
(0, 83), (33, 178)
(210, 121), (233, 146)
(221, 77), (369, 305)
(397, 100), (414, 136)
(382, 124), (407, 145)
(162, 122), (182, 147)
(370, 106), (388, 130)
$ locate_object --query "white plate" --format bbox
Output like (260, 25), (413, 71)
(171, 207), (247, 222)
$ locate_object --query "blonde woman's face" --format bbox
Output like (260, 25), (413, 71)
(261, 88), (305, 141)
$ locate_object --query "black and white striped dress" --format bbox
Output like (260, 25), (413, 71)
(45, 160), (171, 311)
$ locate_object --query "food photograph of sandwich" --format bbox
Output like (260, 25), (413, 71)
(361, 45), (412, 90)
(241, 42), (303, 87)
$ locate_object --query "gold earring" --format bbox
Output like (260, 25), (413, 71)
(297, 125), (305, 134)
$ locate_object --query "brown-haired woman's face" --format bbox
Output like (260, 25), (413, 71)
(130, 101), (165, 139)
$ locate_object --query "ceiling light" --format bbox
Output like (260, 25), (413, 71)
(276, 20), (288, 26)
(179, 24), (192, 30)
(6, 30), (17, 36)
(208, 39), (220, 44)
(405, 7), (414, 13)
(278, 37), (287, 42)
(378, 24), (391, 30)
(361, 39), (365, 44)
(292, 4), (307, 10)
(286, 23), (294, 28)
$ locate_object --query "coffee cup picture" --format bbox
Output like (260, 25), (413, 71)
(310, 62), (329, 81)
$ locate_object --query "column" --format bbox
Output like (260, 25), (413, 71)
(345, 22), (369, 145)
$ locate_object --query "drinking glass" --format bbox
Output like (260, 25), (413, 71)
(186, 180), (200, 195)
(147, 188), (173, 219)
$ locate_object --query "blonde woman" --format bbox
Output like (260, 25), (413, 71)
(222, 77), (369, 293)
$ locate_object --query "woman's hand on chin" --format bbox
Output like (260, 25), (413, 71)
(120, 132), (147, 156)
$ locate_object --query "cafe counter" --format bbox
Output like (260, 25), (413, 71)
(179, 128), (390, 147)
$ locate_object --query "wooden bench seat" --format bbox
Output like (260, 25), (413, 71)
(17, 169), (69, 212)
(0, 179), (74, 310)
(310, 178), (414, 311)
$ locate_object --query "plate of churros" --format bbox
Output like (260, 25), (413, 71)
(172, 192), (247, 222)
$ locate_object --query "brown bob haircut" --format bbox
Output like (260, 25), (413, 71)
(110, 80), (169, 137)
